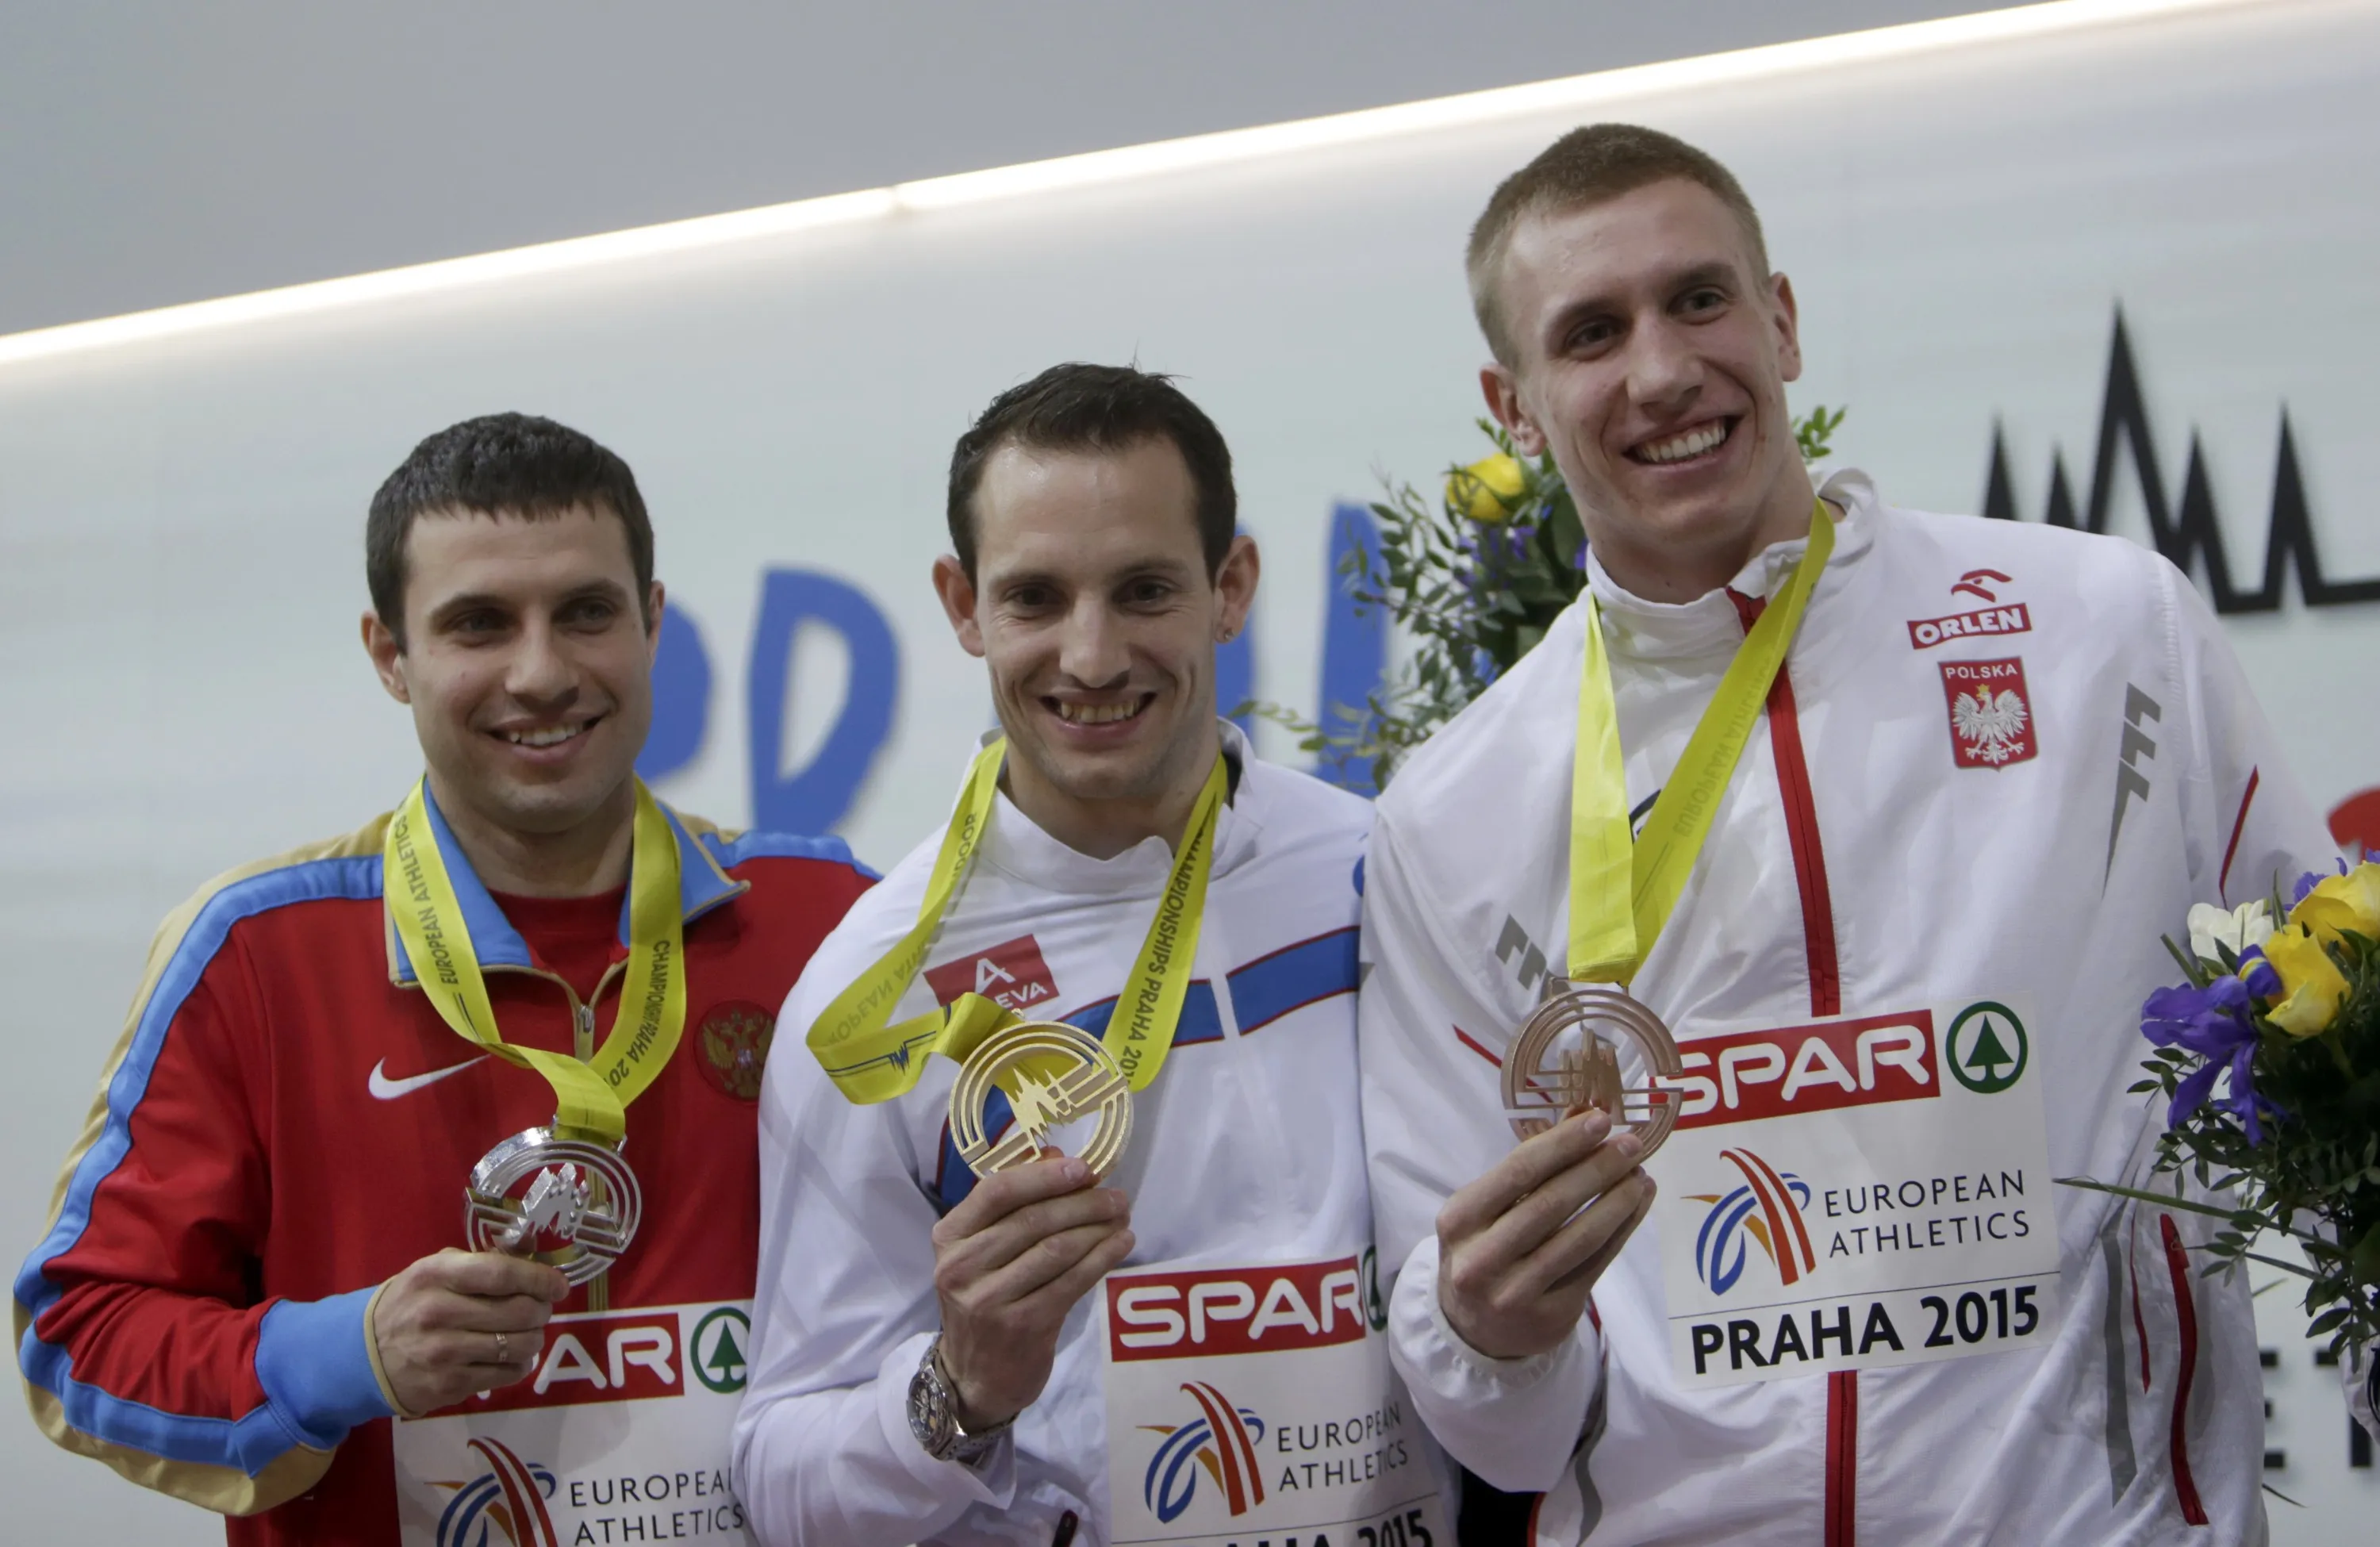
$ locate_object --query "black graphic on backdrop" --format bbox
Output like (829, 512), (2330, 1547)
(1982, 311), (2379, 612)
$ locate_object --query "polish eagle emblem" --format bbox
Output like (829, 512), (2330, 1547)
(697, 1000), (775, 1100)
(1951, 686), (2030, 764)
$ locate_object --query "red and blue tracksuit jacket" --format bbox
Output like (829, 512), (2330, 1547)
(13, 792), (872, 1543)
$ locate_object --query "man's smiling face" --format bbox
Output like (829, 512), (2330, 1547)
(939, 436), (1254, 826)
(372, 505), (658, 841)
(1484, 177), (1808, 596)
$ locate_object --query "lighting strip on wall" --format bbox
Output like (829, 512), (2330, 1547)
(0, 0), (2256, 369)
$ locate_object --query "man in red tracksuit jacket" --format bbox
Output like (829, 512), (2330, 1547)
(14, 413), (873, 1545)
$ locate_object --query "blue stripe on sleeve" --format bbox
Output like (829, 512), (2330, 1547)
(1226, 927), (1360, 1034)
(17, 1334), (313, 1472)
(13, 854), (384, 1474)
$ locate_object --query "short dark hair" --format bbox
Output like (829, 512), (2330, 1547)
(1468, 123), (1769, 366)
(945, 363), (1236, 582)
(366, 413), (654, 647)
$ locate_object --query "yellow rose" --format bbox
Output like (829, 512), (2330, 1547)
(2288, 862), (2380, 949)
(2261, 923), (2350, 1037)
(1448, 454), (1527, 524)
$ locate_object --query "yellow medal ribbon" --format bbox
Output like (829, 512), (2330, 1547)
(1569, 499), (1835, 985)
(385, 778), (688, 1144)
(807, 739), (1227, 1104)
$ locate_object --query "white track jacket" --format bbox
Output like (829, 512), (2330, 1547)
(736, 731), (1441, 1545)
(1359, 470), (2338, 1545)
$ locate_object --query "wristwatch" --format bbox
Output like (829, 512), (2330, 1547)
(907, 1334), (1012, 1464)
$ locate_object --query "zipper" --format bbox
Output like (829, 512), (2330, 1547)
(1730, 589), (1854, 1547)
(1728, 593), (1841, 1017)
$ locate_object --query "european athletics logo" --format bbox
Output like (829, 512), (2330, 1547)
(1140, 1381), (1268, 1523)
(1688, 1148), (1820, 1296)
(435, 1437), (560, 1547)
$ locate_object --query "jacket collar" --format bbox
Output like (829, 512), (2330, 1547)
(976, 718), (1260, 899)
(385, 784), (746, 985)
(1582, 468), (1879, 664)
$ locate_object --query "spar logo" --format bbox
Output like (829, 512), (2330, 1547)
(429, 1310), (682, 1416)
(1687, 1148), (1820, 1296)
(1107, 1256), (1369, 1361)
(1141, 1381), (1268, 1524)
(435, 1437), (561, 1547)
(1659, 1012), (1940, 1129)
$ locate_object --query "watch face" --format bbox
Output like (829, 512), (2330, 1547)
(908, 1357), (954, 1457)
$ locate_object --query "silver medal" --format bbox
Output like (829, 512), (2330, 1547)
(464, 1127), (643, 1285)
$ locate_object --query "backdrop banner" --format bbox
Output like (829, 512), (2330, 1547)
(6, 0), (2378, 1537)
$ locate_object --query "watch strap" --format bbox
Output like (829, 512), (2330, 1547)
(933, 1340), (1013, 1461)
(910, 1334), (1012, 1464)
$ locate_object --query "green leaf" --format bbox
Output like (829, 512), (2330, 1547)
(2351, 1219), (2380, 1286)
(2055, 1177), (2248, 1219)
(2240, 1250), (2319, 1281)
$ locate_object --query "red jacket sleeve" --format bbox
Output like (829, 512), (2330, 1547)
(15, 880), (391, 1514)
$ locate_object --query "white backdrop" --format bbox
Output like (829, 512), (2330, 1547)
(6, 1), (2378, 1538)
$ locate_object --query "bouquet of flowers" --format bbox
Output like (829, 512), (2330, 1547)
(2063, 864), (2380, 1362)
(1265, 407), (1844, 787)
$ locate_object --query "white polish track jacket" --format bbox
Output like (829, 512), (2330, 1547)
(1359, 470), (2338, 1545)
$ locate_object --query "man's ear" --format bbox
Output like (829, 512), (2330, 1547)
(643, 581), (668, 666)
(1770, 271), (1803, 386)
(931, 555), (986, 659)
(362, 612), (411, 704)
(1480, 363), (1547, 456)
(1212, 534), (1261, 643)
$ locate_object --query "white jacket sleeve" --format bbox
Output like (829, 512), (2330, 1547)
(2160, 562), (2379, 1441)
(1357, 810), (1602, 1493)
(2162, 556), (2336, 907)
(729, 977), (1014, 1546)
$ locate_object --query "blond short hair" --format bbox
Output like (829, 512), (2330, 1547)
(1467, 123), (1770, 366)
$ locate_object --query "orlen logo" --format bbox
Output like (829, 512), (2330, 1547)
(1142, 1381), (1267, 1523)
(436, 1437), (561, 1547)
(1659, 1012), (1939, 1128)
(1907, 602), (2031, 650)
(428, 1311), (681, 1416)
(1688, 1148), (1819, 1296)
(1107, 1255), (1368, 1361)
(925, 935), (1059, 1014)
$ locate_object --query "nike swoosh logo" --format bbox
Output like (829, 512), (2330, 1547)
(368, 1056), (487, 1100)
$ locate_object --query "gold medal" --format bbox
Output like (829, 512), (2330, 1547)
(949, 1023), (1134, 1180)
(806, 743), (1228, 1190)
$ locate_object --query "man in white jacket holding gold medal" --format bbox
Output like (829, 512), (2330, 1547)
(1358, 125), (2341, 1544)
(734, 363), (1448, 1545)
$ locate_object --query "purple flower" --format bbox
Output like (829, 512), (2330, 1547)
(2237, 946), (2282, 999)
(2292, 860), (2349, 906)
(2140, 977), (2281, 1144)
